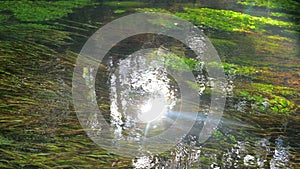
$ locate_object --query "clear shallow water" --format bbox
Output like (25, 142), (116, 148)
(0, 0), (299, 168)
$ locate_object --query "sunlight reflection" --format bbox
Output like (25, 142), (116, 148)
(109, 48), (178, 141)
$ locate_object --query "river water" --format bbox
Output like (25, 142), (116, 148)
(0, 0), (299, 168)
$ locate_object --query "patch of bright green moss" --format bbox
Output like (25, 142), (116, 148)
(226, 63), (257, 75)
(269, 95), (295, 114)
(154, 52), (198, 72)
(213, 131), (223, 137)
(113, 9), (126, 14)
(252, 83), (299, 98)
(228, 134), (237, 143)
(175, 8), (297, 32)
(236, 83), (298, 115)
(0, 0), (96, 22)
(212, 131), (237, 143)
(136, 7), (299, 32)
(185, 81), (204, 92)
(206, 62), (257, 76)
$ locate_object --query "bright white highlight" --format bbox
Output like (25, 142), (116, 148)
(138, 98), (167, 123)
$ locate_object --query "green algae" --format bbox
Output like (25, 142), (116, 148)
(252, 83), (299, 98)
(205, 61), (258, 76)
(0, 0), (97, 22)
(236, 83), (298, 115)
(175, 7), (298, 33)
(136, 7), (299, 32)
(150, 51), (198, 72)
(113, 9), (126, 14)
(213, 131), (223, 138)
(223, 63), (258, 75)
(269, 96), (296, 114)
(228, 134), (237, 143)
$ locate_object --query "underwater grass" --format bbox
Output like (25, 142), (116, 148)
(0, 14), (9, 23)
(0, 1), (299, 167)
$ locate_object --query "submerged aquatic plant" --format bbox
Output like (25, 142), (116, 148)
(136, 7), (299, 33)
(204, 61), (258, 76)
(236, 83), (298, 115)
(175, 8), (298, 32)
(252, 83), (299, 98)
(149, 50), (198, 72)
(0, 23), (71, 47)
(0, 14), (9, 23)
(223, 63), (257, 75)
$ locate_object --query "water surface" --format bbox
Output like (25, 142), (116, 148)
(0, 0), (299, 168)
